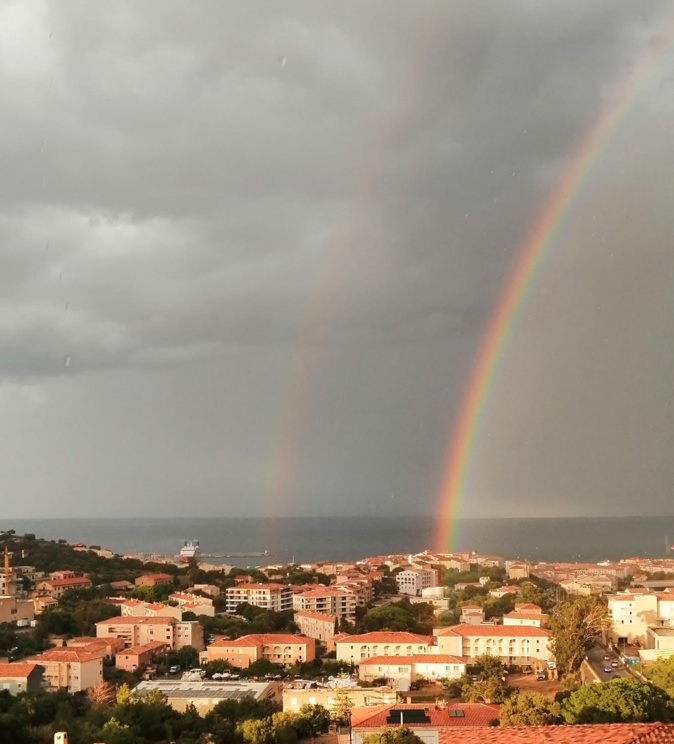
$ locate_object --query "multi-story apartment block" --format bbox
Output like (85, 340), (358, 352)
(226, 583), (293, 613)
(135, 573), (174, 587)
(0, 662), (44, 695)
(503, 604), (547, 628)
(435, 625), (551, 665)
(294, 610), (337, 645)
(396, 569), (438, 597)
(201, 633), (315, 668)
(36, 576), (92, 599)
(169, 592), (215, 617)
(293, 588), (356, 621)
(119, 598), (183, 620)
(96, 616), (203, 651)
(26, 649), (103, 692)
(358, 654), (467, 683)
(335, 632), (434, 663)
(0, 596), (35, 625)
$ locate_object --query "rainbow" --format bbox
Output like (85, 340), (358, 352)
(264, 9), (448, 527)
(435, 20), (674, 552)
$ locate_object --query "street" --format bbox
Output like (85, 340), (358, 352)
(586, 644), (632, 682)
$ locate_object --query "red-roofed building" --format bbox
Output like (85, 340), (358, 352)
(358, 654), (467, 683)
(201, 633), (315, 668)
(336, 632), (434, 663)
(0, 662), (44, 694)
(434, 625), (551, 665)
(226, 583), (293, 613)
(67, 636), (126, 659)
(351, 703), (499, 743)
(25, 649), (103, 692)
(36, 576), (92, 599)
(294, 610), (338, 645)
(135, 573), (173, 588)
(293, 587), (356, 621)
(436, 724), (674, 744)
(95, 616), (203, 651)
(110, 580), (134, 591)
(116, 641), (168, 672)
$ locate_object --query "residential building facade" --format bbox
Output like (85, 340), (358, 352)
(435, 625), (552, 665)
(294, 610), (337, 645)
(336, 632), (434, 663)
(201, 633), (315, 668)
(225, 583), (293, 613)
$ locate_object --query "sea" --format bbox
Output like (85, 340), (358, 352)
(2, 516), (674, 567)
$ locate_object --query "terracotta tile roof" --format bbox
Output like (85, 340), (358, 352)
(228, 583), (289, 591)
(119, 641), (168, 656)
(443, 624), (549, 638)
(210, 633), (313, 648)
(0, 663), (39, 678)
(515, 604), (542, 612)
(359, 655), (467, 666)
(352, 703), (499, 729)
(42, 577), (92, 588)
(27, 649), (100, 663)
(97, 616), (176, 625)
(295, 587), (351, 598)
(336, 632), (433, 645)
(436, 724), (674, 743)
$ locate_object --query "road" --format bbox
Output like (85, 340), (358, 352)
(586, 644), (632, 682)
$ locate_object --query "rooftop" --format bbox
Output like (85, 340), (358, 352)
(335, 631), (433, 645)
(210, 633), (313, 647)
(436, 724), (674, 743)
(440, 624), (549, 638)
(352, 703), (499, 729)
(0, 663), (39, 678)
(359, 655), (467, 666)
(134, 678), (278, 701)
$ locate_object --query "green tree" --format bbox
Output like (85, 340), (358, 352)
(548, 596), (610, 675)
(647, 656), (674, 698)
(101, 717), (137, 744)
(239, 717), (277, 744)
(463, 676), (514, 704)
(362, 727), (424, 744)
(560, 678), (673, 724)
(500, 692), (561, 726)
(296, 704), (331, 742)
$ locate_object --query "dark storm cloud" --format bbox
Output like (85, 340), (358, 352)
(0, 0), (672, 517)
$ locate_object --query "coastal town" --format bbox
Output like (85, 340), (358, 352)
(4, 531), (674, 742)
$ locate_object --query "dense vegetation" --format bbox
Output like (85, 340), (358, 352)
(0, 684), (332, 744)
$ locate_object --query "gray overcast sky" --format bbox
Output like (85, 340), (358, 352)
(1, 0), (673, 518)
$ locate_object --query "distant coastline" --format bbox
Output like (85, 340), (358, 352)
(1, 515), (673, 566)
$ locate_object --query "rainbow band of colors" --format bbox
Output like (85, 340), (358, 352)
(435, 18), (674, 552)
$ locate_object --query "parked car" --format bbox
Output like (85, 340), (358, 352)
(604, 667), (612, 673)
(611, 661), (619, 668)
(168, 665), (180, 675)
(603, 655), (610, 661)
(535, 671), (546, 681)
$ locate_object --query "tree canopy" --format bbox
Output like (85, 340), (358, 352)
(560, 678), (673, 724)
(548, 596), (610, 675)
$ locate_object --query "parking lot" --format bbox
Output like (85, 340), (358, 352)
(507, 671), (562, 698)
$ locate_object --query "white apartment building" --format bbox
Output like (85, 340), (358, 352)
(96, 616), (204, 651)
(294, 610), (337, 645)
(293, 588), (356, 621)
(358, 655), (467, 684)
(435, 625), (551, 666)
(336, 632), (434, 663)
(26, 649), (103, 692)
(396, 569), (437, 596)
(605, 589), (674, 645)
(225, 583), (293, 613)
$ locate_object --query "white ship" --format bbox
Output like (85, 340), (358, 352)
(179, 540), (201, 562)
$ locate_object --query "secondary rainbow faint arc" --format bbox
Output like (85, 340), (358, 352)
(265, 8), (450, 525)
(435, 20), (674, 552)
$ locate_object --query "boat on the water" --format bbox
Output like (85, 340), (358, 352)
(179, 540), (201, 562)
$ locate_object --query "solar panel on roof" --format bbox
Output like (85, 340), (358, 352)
(385, 709), (431, 725)
(448, 710), (465, 717)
